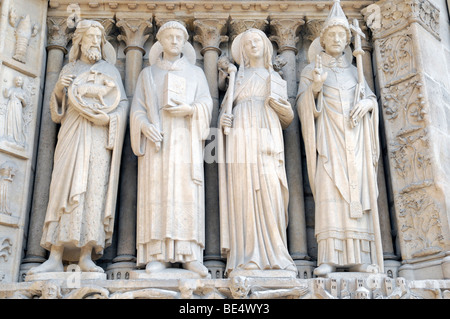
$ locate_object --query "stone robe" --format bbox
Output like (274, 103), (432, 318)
(4, 86), (26, 145)
(297, 51), (380, 267)
(218, 67), (296, 275)
(131, 56), (212, 267)
(41, 59), (128, 261)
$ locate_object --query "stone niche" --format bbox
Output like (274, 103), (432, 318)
(0, 0), (448, 300)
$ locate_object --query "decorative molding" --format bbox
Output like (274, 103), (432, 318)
(362, 0), (440, 41)
(193, 19), (228, 55)
(46, 17), (71, 53)
(116, 14), (153, 55)
(0, 238), (12, 262)
(6, 276), (450, 299)
(269, 18), (304, 54)
(229, 19), (268, 41)
(304, 18), (325, 42)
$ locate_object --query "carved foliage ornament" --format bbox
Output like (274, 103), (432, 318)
(0, 238), (12, 262)
(397, 189), (445, 259)
(378, 31), (416, 86)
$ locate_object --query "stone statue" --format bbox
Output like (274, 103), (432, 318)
(3, 76), (28, 146)
(28, 20), (129, 274)
(218, 28), (297, 277)
(130, 21), (212, 278)
(296, 0), (382, 276)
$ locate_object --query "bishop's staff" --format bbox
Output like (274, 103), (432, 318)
(350, 18), (384, 274)
(350, 18), (366, 128)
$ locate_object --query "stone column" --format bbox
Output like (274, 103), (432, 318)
(107, 13), (152, 280)
(19, 17), (70, 280)
(302, 17), (325, 265)
(193, 17), (228, 279)
(270, 17), (314, 278)
(363, 0), (450, 280)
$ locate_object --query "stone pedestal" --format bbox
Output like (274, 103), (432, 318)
(25, 271), (107, 283)
(130, 269), (209, 280)
(228, 269), (298, 279)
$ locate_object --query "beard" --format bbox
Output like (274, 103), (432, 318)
(82, 46), (101, 63)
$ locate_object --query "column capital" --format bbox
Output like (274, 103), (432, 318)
(193, 18), (228, 55)
(46, 17), (71, 54)
(116, 13), (153, 55)
(229, 19), (268, 42)
(362, 0), (440, 40)
(305, 18), (325, 42)
(154, 17), (188, 33)
(269, 18), (305, 54)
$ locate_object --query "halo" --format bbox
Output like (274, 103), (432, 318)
(231, 29), (273, 66)
(149, 41), (196, 66)
(308, 37), (353, 64)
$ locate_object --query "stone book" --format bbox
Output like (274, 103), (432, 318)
(163, 72), (186, 108)
(267, 74), (287, 102)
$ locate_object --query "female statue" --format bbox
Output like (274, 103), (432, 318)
(218, 28), (297, 277)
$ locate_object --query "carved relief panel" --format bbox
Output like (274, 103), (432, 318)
(0, 0), (47, 282)
(0, 69), (37, 158)
(364, 0), (449, 264)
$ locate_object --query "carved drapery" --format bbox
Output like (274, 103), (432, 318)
(22, 0), (422, 281)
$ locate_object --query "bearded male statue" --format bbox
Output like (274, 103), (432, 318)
(28, 20), (128, 274)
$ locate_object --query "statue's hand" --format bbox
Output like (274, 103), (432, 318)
(220, 113), (233, 130)
(56, 74), (75, 92)
(350, 98), (374, 124)
(227, 64), (237, 75)
(268, 97), (291, 112)
(164, 98), (194, 117)
(311, 55), (328, 95)
(142, 123), (163, 144)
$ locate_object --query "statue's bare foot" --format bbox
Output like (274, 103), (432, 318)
(145, 261), (169, 274)
(28, 258), (64, 275)
(183, 261), (209, 278)
(313, 263), (336, 277)
(78, 258), (104, 273)
(350, 263), (379, 273)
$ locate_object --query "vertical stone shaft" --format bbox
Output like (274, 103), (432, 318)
(111, 14), (152, 275)
(193, 18), (228, 277)
(270, 18), (310, 262)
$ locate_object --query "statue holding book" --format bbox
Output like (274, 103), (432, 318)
(130, 21), (212, 278)
(218, 28), (297, 277)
